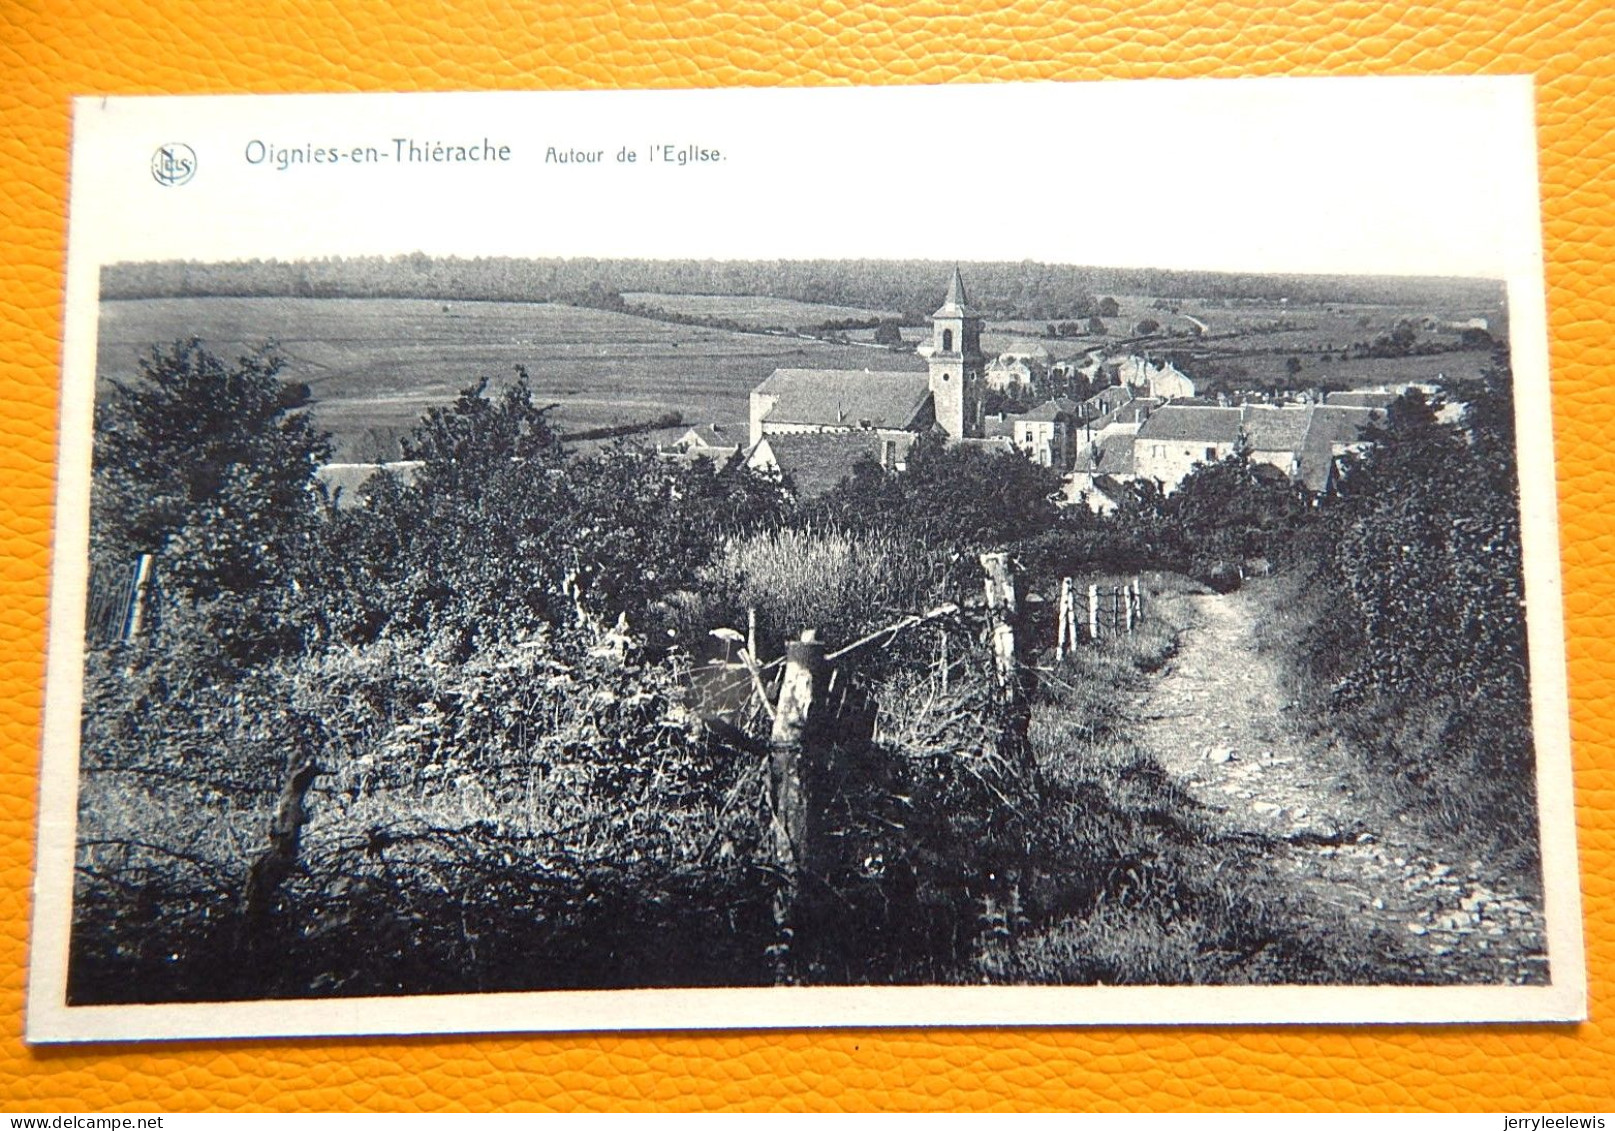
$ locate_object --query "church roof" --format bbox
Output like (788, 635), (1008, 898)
(753, 368), (933, 431)
(932, 266), (980, 319)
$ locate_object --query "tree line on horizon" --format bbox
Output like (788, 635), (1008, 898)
(100, 255), (1506, 324)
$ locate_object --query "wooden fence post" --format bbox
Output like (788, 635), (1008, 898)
(746, 606), (759, 665)
(980, 553), (1032, 768)
(1055, 577), (1073, 660)
(1124, 582), (1135, 635)
(1133, 577), (1144, 623)
(240, 759), (322, 953)
(124, 553), (154, 640)
(980, 553), (1022, 709)
(1088, 583), (1100, 642)
(768, 628), (824, 983)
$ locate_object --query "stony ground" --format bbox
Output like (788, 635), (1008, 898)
(1129, 587), (1549, 986)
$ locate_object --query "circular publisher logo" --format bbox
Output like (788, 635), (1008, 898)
(151, 143), (197, 186)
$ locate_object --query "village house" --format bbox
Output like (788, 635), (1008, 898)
(984, 355), (1037, 396)
(1073, 385), (1160, 448)
(1064, 401), (1383, 509)
(745, 430), (918, 497)
(984, 340), (1051, 396)
(1077, 383), (1139, 425)
(1111, 354), (1196, 400)
(1129, 402), (1380, 496)
(1132, 405), (1245, 491)
(662, 422), (743, 464)
(1066, 433), (1137, 513)
(1012, 400), (1075, 469)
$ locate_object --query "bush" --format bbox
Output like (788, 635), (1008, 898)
(681, 526), (953, 662)
(313, 375), (788, 653)
(91, 339), (332, 662)
(69, 630), (778, 1002)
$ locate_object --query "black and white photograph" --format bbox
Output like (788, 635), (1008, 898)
(28, 78), (1583, 1041)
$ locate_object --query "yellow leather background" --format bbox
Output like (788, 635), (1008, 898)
(3, 0), (1612, 1112)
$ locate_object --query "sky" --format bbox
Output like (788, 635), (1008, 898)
(66, 75), (1541, 281)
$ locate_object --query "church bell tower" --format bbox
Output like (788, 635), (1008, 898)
(921, 266), (986, 439)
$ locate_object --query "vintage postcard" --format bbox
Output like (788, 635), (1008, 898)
(28, 77), (1584, 1042)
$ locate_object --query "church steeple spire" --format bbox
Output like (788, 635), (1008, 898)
(922, 266), (985, 439)
(933, 265), (976, 318)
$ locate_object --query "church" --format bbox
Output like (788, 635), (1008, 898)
(748, 266), (987, 446)
(745, 268), (1008, 494)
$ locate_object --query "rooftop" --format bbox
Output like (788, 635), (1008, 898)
(1135, 405), (1244, 445)
(1019, 400), (1075, 423)
(1310, 405), (1380, 446)
(1077, 432), (1137, 476)
(681, 422), (742, 449)
(754, 367), (932, 431)
(757, 431), (890, 498)
(1241, 405), (1315, 452)
(1325, 390), (1401, 410)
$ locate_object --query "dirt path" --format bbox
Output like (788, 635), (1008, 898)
(1131, 588), (1548, 985)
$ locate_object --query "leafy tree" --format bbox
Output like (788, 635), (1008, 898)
(400, 368), (564, 491)
(1162, 445), (1312, 582)
(1087, 316), (1107, 336)
(1134, 318), (1159, 336)
(325, 371), (788, 653)
(1099, 296), (1120, 318)
(1326, 373), (1525, 706)
(90, 339), (331, 657)
(814, 433), (1063, 560)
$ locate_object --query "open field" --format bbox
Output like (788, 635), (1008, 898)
(1255, 348), (1495, 388)
(619, 292), (895, 329)
(98, 297), (924, 460)
(96, 283), (1505, 464)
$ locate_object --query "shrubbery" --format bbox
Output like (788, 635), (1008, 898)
(74, 343), (1082, 999)
(72, 629), (780, 1001)
(1242, 363), (1539, 860)
(73, 334), (1541, 998)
